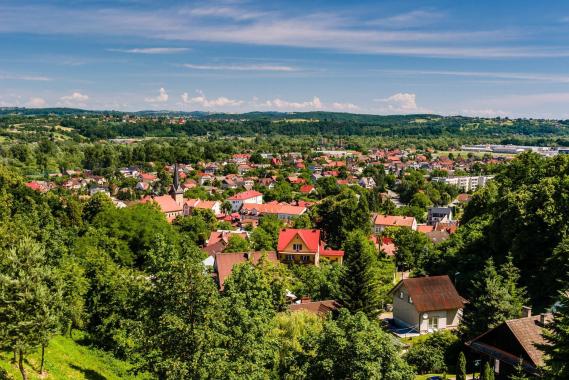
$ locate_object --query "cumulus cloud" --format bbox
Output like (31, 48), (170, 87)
(257, 96), (323, 110)
(180, 90), (243, 108)
(59, 92), (89, 107)
(374, 93), (420, 113)
(109, 47), (189, 54)
(26, 97), (47, 107)
(331, 102), (360, 111)
(145, 88), (169, 103)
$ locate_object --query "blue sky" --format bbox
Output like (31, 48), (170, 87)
(1, 0), (569, 117)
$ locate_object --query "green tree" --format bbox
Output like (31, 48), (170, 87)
(339, 230), (382, 318)
(481, 362), (495, 380)
(309, 309), (414, 380)
(316, 189), (371, 249)
(82, 191), (114, 223)
(0, 238), (64, 380)
(131, 254), (226, 379)
(224, 235), (251, 253)
(461, 258), (527, 338)
(221, 262), (279, 377)
(542, 289), (569, 379)
(456, 351), (467, 380)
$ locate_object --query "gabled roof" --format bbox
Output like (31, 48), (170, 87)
(140, 195), (182, 213)
(467, 314), (553, 371)
(374, 214), (416, 228)
(277, 229), (320, 252)
(215, 251), (278, 290)
(242, 203), (306, 216)
(228, 190), (263, 201)
(289, 300), (341, 315)
(391, 275), (464, 313)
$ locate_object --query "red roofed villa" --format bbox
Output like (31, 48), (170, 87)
(277, 228), (343, 265)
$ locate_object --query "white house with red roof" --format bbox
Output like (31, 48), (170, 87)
(227, 189), (263, 212)
(277, 228), (344, 265)
(184, 198), (222, 216)
(373, 214), (417, 234)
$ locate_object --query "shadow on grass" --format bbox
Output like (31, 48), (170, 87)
(69, 364), (107, 380)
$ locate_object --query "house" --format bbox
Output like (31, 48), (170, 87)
(139, 163), (186, 222)
(389, 275), (464, 334)
(277, 228), (344, 265)
(466, 309), (552, 378)
(184, 199), (222, 216)
(289, 299), (340, 316)
(228, 190), (263, 212)
(427, 207), (453, 225)
(299, 185), (316, 195)
(214, 251), (278, 290)
(241, 202), (306, 220)
(358, 177), (376, 189)
(373, 214), (417, 234)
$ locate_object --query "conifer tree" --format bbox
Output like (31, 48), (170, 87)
(456, 352), (467, 380)
(339, 230), (382, 318)
(542, 289), (569, 379)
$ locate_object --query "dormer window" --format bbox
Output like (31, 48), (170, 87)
(293, 243), (303, 251)
(399, 291), (404, 299)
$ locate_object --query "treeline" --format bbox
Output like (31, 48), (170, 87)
(60, 116), (569, 140)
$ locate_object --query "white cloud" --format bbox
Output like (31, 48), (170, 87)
(331, 102), (360, 111)
(59, 92), (89, 107)
(459, 109), (509, 117)
(375, 93), (421, 113)
(180, 90), (243, 108)
(182, 63), (296, 72)
(26, 97), (47, 107)
(258, 96), (323, 110)
(145, 88), (169, 103)
(109, 47), (189, 54)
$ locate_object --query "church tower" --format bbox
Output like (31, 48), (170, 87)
(169, 163), (184, 205)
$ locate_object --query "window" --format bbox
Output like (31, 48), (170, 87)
(428, 316), (439, 331)
(293, 243), (303, 251)
(408, 296), (413, 304)
(300, 255), (310, 262)
(399, 291), (404, 299)
(285, 255), (294, 261)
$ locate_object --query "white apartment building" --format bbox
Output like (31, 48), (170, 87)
(431, 175), (494, 192)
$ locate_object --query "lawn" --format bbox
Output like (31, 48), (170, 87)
(0, 332), (150, 380)
(415, 374), (456, 380)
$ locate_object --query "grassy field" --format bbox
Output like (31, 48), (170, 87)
(0, 332), (150, 380)
(415, 374), (457, 380)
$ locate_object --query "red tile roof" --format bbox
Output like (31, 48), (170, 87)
(393, 275), (464, 313)
(374, 214), (416, 228)
(228, 190), (263, 201)
(278, 229), (321, 252)
(215, 251), (278, 290)
(140, 195), (182, 213)
(299, 185), (315, 194)
(242, 203), (306, 216)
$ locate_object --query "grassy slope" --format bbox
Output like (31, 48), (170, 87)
(0, 333), (150, 380)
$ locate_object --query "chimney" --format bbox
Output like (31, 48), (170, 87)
(540, 313), (548, 326)
(521, 306), (532, 318)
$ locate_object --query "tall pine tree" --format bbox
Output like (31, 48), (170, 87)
(339, 230), (382, 318)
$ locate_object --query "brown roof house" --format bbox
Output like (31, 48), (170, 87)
(389, 275), (465, 334)
(466, 308), (552, 378)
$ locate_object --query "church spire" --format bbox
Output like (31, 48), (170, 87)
(169, 162), (184, 205)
